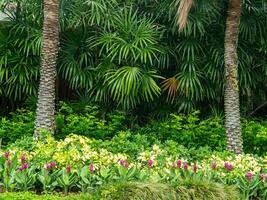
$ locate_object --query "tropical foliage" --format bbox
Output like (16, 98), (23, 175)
(0, 0), (266, 117)
(0, 0), (266, 198)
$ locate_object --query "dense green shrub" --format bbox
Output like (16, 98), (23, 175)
(242, 120), (267, 154)
(0, 104), (266, 155)
(138, 111), (267, 155)
(0, 103), (127, 144)
(138, 111), (226, 151)
(0, 109), (34, 146)
(55, 102), (127, 139)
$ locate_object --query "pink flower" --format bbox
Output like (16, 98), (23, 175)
(7, 160), (11, 168)
(171, 162), (176, 168)
(148, 160), (153, 168)
(192, 164), (197, 173)
(4, 151), (9, 159)
(211, 161), (217, 170)
(124, 162), (129, 168)
(246, 172), (253, 181)
(66, 165), (71, 173)
(20, 154), (26, 162)
(119, 159), (129, 168)
(89, 164), (95, 173)
(22, 162), (28, 170)
(183, 162), (188, 171)
(177, 160), (182, 168)
(119, 159), (126, 165)
(224, 162), (233, 171)
(259, 174), (266, 181)
(51, 161), (56, 168)
(46, 163), (52, 170)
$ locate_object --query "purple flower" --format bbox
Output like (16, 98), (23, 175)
(7, 160), (11, 168)
(119, 159), (129, 168)
(119, 159), (126, 165)
(46, 163), (52, 170)
(4, 151), (9, 159)
(177, 160), (182, 168)
(245, 172), (253, 181)
(183, 162), (188, 171)
(148, 160), (153, 168)
(22, 162), (28, 170)
(211, 161), (217, 170)
(66, 165), (71, 173)
(51, 161), (56, 168)
(20, 154), (26, 162)
(89, 164), (95, 173)
(224, 162), (233, 171)
(192, 164), (197, 173)
(259, 174), (266, 181)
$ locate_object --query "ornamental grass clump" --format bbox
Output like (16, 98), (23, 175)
(99, 182), (178, 200)
(174, 177), (240, 200)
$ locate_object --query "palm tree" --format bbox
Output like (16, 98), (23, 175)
(223, 0), (243, 154)
(34, 0), (60, 137)
(175, 0), (243, 154)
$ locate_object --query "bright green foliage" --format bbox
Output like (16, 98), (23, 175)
(1, 105), (267, 155)
(0, 109), (34, 146)
(242, 120), (267, 154)
(56, 102), (127, 139)
(138, 111), (226, 150)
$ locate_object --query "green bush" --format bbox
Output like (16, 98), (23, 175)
(0, 109), (34, 146)
(55, 102), (127, 139)
(0, 103), (266, 155)
(242, 119), (267, 154)
(138, 111), (267, 155)
(138, 111), (226, 151)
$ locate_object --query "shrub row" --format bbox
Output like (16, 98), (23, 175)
(0, 103), (266, 155)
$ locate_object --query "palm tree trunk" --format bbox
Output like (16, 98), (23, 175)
(34, 0), (59, 138)
(224, 0), (243, 154)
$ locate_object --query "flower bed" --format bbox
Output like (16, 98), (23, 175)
(0, 135), (266, 199)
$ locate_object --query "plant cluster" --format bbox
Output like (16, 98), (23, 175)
(1, 104), (266, 155)
(0, 136), (266, 199)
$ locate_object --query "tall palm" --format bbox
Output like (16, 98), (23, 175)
(34, 0), (60, 137)
(223, 0), (243, 154)
(175, 0), (243, 154)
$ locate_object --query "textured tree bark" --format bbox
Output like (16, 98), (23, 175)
(224, 0), (243, 154)
(34, 0), (59, 138)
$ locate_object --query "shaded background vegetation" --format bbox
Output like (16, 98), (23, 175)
(0, 0), (266, 120)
